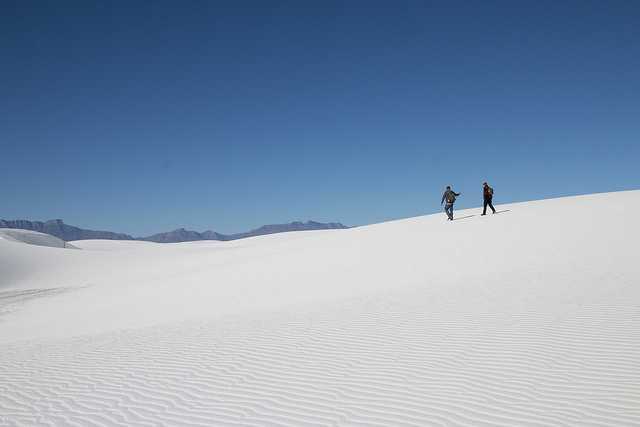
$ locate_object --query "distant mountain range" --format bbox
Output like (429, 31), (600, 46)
(0, 219), (350, 243)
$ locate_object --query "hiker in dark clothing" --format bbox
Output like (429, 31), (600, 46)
(482, 182), (496, 215)
(441, 186), (461, 221)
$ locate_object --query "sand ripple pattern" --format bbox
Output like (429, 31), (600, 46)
(0, 288), (75, 318)
(2, 291), (639, 426)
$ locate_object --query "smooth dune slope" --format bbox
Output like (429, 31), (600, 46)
(1, 191), (639, 426)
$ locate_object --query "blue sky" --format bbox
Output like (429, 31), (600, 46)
(2, 0), (639, 236)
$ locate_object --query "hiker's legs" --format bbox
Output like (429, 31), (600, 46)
(445, 204), (453, 219)
(483, 199), (496, 215)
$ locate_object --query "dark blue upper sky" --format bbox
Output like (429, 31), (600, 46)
(2, 0), (639, 236)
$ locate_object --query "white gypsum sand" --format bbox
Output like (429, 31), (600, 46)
(1, 191), (639, 426)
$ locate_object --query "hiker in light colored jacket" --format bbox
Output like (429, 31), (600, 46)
(441, 186), (460, 221)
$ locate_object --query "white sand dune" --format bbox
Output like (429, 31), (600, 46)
(1, 191), (639, 426)
(0, 228), (78, 249)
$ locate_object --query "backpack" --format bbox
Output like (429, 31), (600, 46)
(447, 191), (456, 203)
(487, 187), (493, 196)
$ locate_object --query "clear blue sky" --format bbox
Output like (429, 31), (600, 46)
(2, 0), (639, 236)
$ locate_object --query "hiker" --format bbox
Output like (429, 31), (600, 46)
(482, 182), (496, 215)
(441, 186), (460, 221)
